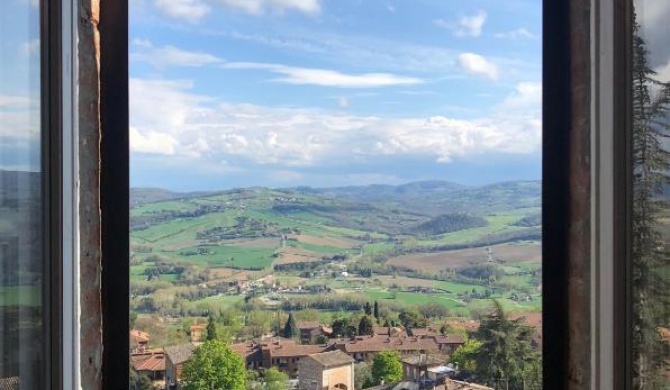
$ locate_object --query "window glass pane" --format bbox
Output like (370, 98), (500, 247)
(0, 0), (44, 388)
(130, 1), (542, 389)
(632, 0), (670, 388)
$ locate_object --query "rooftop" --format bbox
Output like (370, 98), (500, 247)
(164, 343), (196, 365)
(335, 335), (439, 354)
(131, 351), (166, 372)
(304, 351), (355, 368)
(401, 354), (449, 367)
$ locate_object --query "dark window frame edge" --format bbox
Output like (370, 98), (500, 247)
(99, 0), (130, 388)
(42, 0), (64, 387)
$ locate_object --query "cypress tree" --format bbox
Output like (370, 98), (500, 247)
(373, 301), (380, 320)
(206, 315), (217, 341)
(631, 15), (670, 389)
(283, 313), (298, 339)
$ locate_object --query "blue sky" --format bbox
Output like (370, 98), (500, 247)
(128, 0), (544, 190)
(2, 1), (670, 190)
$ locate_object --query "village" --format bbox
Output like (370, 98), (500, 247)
(130, 321), (498, 390)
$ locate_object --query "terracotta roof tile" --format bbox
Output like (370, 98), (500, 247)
(305, 351), (355, 368)
(131, 352), (167, 372)
(164, 343), (196, 365)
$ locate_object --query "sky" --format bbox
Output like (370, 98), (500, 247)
(128, 0), (543, 190)
(1, 0), (670, 191)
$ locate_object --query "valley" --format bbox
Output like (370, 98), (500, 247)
(129, 180), (542, 346)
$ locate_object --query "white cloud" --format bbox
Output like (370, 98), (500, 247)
(155, 0), (211, 23)
(456, 53), (499, 80)
(130, 127), (179, 155)
(129, 77), (541, 167)
(222, 62), (424, 88)
(154, 0), (320, 22)
(498, 82), (542, 112)
(495, 28), (537, 40)
(132, 40), (223, 68)
(338, 97), (349, 108)
(654, 60), (670, 83)
(22, 39), (40, 55)
(215, 0), (320, 15)
(434, 10), (487, 38)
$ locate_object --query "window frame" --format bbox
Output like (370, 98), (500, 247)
(86, 0), (639, 388)
(99, 0), (130, 388)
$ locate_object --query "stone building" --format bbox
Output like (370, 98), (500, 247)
(298, 351), (355, 390)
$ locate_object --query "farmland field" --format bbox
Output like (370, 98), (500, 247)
(128, 180), (543, 339)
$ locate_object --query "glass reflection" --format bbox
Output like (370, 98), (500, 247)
(0, 0), (44, 388)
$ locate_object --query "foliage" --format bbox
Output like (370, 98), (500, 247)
(631, 15), (670, 389)
(264, 367), (289, 390)
(283, 313), (298, 339)
(358, 316), (374, 336)
(451, 339), (483, 372)
(512, 214), (541, 227)
(364, 302), (373, 315)
(129, 365), (153, 390)
(354, 362), (374, 390)
(181, 340), (246, 390)
(470, 300), (541, 390)
(398, 309), (427, 334)
(417, 302), (450, 319)
(371, 351), (403, 385)
(373, 301), (380, 319)
(456, 264), (505, 282)
(206, 314), (218, 341)
(410, 213), (488, 236)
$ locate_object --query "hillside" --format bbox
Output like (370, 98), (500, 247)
(128, 180), (543, 321)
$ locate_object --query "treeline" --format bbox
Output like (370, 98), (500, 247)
(512, 214), (541, 227)
(409, 213), (488, 236)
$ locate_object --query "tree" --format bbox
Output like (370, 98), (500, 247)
(246, 370), (262, 390)
(129, 365), (153, 390)
(630, 14), (670, 389)
(358, 316), (374, 336)
(354, 362), (374, 390)
(364, 302), (372, 316)
(373, 301), (380, 320)
(470, 300), (540, 390)
(181, 340), (246, 390)
(451, 339), (483, 373)
(264, 367), (288, 390)
(331, 318), (349, 338)
(371, 351), (402, 385)
(206, 315), (218, 341)
(283, 313), (298, 339)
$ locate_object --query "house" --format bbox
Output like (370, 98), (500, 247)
(130, 329), (150, 353)
(0, 377), (19, 390)
(229, 336), (332, 377)
(164, 343), (196, 390)
(401, 354), (449, 381)
(333, 335), (439, 362)
(429, 335), (466, 353)
(131, 350), (166, 389)
(298, 351), (355, 390)
(189, 324), (206, 343)
(298, 321), (332, 344)
(372, 327), (404, 337)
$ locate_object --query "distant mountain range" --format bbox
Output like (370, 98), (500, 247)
(132, 180), (542, 216)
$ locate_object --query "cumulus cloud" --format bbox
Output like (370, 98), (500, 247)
(654, 60), (670, 83)
(495, 28), (537, 40)
(154, 0), (320, 22)
(433, 10), (487, 38)
(155, 0), (211, 23)
(216, 0), (320, 15)
(456, 53), (499, 80)
(132, 40), (223, 68)
(222, 62), (424, 88)
(129, 78), (541, 168)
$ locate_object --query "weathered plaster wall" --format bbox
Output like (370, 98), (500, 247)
(78, 0), (103, 388)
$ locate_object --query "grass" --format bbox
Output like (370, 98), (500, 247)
(164, 246), (275, 269)
(0, 285), (41, 307)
